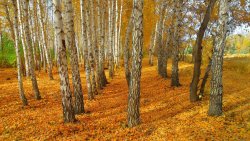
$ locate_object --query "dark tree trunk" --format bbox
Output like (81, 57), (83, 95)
(124, 12), (133, 86)
(98, 0), (108, 89)
(157, 4), (167, 78)
(190, 0), (217, 102)
(199, 59), (212, 98)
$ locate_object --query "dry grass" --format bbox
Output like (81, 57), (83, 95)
(0, 57), (249, 140)
(224, 57), (250, 74)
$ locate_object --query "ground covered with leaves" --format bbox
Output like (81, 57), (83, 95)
(0, 57), (250, 140)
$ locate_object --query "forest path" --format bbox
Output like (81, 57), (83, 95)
(0, 57), (249, 140)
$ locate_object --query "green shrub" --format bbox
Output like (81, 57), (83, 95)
(0, 33), (16, 67)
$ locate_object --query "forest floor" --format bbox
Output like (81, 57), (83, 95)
(0, 57), (250, 140)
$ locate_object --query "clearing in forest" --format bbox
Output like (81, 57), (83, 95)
(0, 57), (249, 140)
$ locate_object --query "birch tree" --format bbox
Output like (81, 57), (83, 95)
(97, 0), (108, 89)
(127, 0), (143, 128)
(80, 0), (94, 100)
(114, 0), (119, 66)
(63, 0), (85, 114)
(28, 5), (37, 70)
(86, 0), (98, 95)
(89, 0), (99, 92)
(171, 0), (182, 87)
(157, 2), (167, 78)
(124, 12), (133, 86)
(6, 1), (29, 78)
(6, 0), (28, 106)
(117, 0), (123, 67)
(33, 0), (42, 71)
(97, 0), (102, 89)
(52, 0), (75, 122)
(37, 0), (54, 80)
(21, 0), (41, 100)
(108, 0), (115, 79)
(148, 24), (157, 66)
(208, 0), (229, 116)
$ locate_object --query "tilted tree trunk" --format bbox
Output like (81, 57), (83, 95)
(52, 0), (76, 122)
(208, 0), (229, 116)
(199, 58), (212, 98)
(37, 0), (54, 80)
(189, 0), (217, 102)
(9, 0), (28, 106)
(80, 0), (94, 100)
(171, 0), (182, 87)
(4, 3), (14, 42)
(63, 0), (85, 114)
(127, 0), (143, 128)
(20, 26), (30, 76)
(199, 38), (215, 98)
(22, 0), (41, 100)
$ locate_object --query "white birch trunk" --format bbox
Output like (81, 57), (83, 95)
(17, 2), (29, 77)
(52, 0), (75, 122)
(86, 0), (98, 95)
(11, 0), (28, 106)
(80, 0), (94, 100)
(63, 0), (85, 114)
(208, 0), (229, 116)
(37, 0), (54, 80)
(117, 0), (123, 66)
(21, 0), (41, 100)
